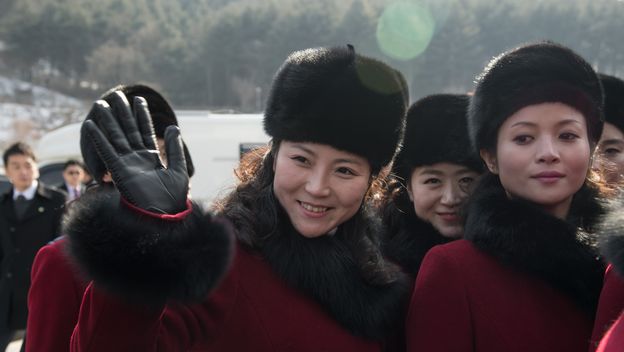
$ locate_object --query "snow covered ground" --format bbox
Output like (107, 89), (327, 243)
(0, 76), (87, 152)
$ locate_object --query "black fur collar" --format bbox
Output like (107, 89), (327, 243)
(259, 207), (410, 341)
(464, 174), (605, 316)
(383, 214), (451, 276)
(598, 195), (624, 277)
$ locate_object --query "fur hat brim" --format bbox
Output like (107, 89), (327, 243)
(264, 45), (408, 173)
(392, 94), (483, 182)
(599, 73), (624, 133)
(469, 41), (604, 152)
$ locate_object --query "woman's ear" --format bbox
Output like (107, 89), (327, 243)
(480, 149), (498, 174)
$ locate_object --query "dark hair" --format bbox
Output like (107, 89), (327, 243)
(3, 142), (36, 166)
(212, 140), (398, 284)
(211, 143), (277, 248)
(63, 159), (85, 171)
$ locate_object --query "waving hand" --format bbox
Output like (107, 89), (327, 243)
(82, 91), (189, 214)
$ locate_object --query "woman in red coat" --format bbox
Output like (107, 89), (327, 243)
(406, 41), (607, 352)
(592, 265), (624, 351)
(588, 73), (624, 351)
(64, 45), (411, 351)
(381, 94), (483, 352)
(595, 179), (624, 352)
(26, 236), (86, 352)
(595, 207), (624, 351)
(24, 84), (195, 352)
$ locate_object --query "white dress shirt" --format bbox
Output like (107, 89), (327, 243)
(13, 180), (38, 201)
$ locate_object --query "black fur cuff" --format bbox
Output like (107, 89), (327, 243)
(64, 189), (234, 304)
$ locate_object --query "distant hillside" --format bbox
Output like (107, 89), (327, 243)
(0, 75), (87, 150)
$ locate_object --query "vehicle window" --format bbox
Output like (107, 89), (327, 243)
(38, 163), (65, 188)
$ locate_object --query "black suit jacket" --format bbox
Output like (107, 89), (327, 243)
(0, 182), (66, 330)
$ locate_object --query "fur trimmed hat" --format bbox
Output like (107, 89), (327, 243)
(469, 41), (604, 153)
(599, 73), (624, 133)
(81, 84), (195, 183)
(264, 45), (408, 173)
(392, 94), (483, 181)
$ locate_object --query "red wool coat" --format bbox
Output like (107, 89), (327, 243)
(597, 314), (624, 352)
(26, 237), (87, 352)
(70, 242), (382, 352)
(591, 265), (624, 351)
(406, 240), (594, 352)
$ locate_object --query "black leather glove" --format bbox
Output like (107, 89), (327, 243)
(82, 91), (189, 214)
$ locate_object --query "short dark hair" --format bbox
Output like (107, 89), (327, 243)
(3, 142), (36, 166)
(63, 159), (85, 171)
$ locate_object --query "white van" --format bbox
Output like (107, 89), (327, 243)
(36, 112), (269, 203)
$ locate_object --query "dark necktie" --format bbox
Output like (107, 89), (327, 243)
(14, 195), (29, 220)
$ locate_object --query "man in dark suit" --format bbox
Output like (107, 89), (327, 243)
(55, 159), (86, 201)
(0, 142), (65, 350)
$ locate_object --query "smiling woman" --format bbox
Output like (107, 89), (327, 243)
(64, 44), (411, 351)
(272, 141), (372, 238)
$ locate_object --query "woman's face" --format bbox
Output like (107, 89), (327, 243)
(273, 141), (372, 238)
(595, 122), (624, 183)
(481, 102), (591, 219)
(407, 162), (480, 238)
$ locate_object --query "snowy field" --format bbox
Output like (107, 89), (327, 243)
(0, 76), (86, 152)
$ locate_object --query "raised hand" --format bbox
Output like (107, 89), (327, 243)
(82, 91), (189, 214)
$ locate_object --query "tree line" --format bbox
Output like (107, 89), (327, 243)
(1, 0), (623, 112)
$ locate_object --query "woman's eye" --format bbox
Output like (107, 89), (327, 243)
(291, 155), (308, 164)
(604, 148), (621, 156)
(513, 135), (533, 144)
(336, 167), (355, 176)
(560, 132), (579, 141)
(459, 176), (475, 185)
(423, 178), (441, 185)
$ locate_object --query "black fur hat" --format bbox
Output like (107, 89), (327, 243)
(599, 73), (624, 133)
(469, 41), (604, 153)
(392, 94), (483, 182)
(264, 45), (408, 173)
(81, 84), (195, 183)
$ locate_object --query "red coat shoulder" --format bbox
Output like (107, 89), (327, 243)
(597, 313), (624, 352)
(27, 237), (88, 352)
(407, 239), (593, 352)
(592, 265), (624, 351)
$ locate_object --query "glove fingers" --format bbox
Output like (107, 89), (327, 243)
(91, 101), (131, 154)
(133, 97), (159, 151)
(164, 125), (188, 176)
(82, 120), (120, 175)
(109, 91), (145, 150)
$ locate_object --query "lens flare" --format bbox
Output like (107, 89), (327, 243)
(376, 2), (436, 61)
